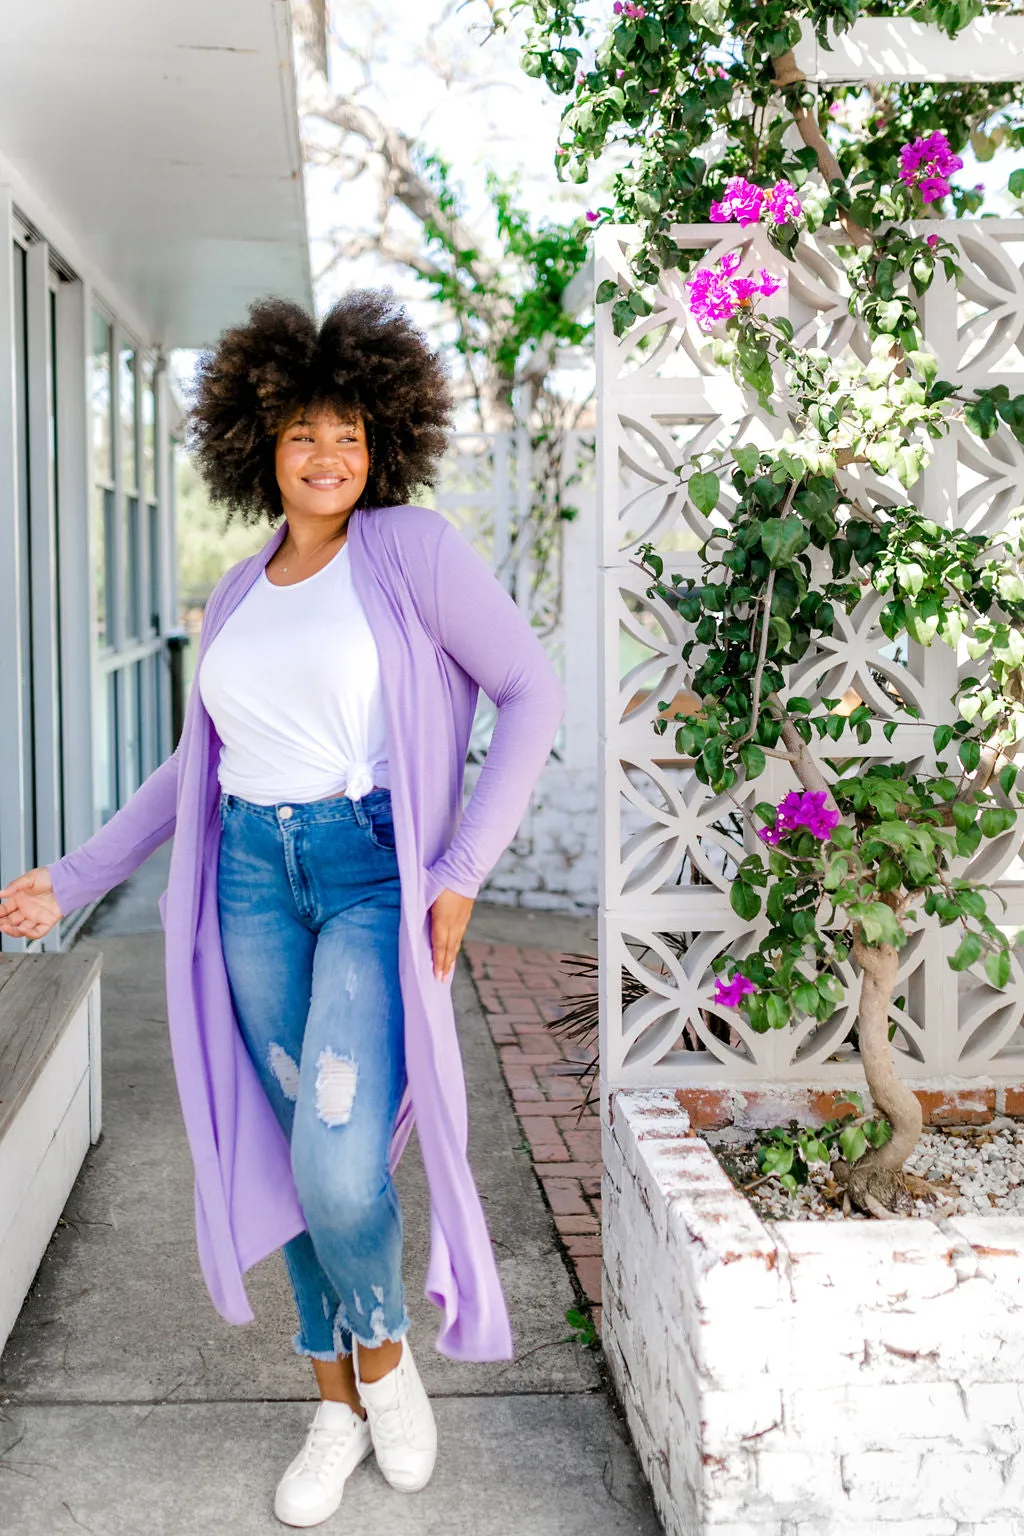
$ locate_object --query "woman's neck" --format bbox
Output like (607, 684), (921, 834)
(278, 513), (351, 564)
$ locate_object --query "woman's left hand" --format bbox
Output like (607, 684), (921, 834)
(428, 888), (474, 982)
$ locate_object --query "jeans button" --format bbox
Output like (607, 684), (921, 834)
(279, 805), (293, 820)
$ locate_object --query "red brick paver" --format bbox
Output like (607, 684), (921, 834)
(463, 939), (604, 1335)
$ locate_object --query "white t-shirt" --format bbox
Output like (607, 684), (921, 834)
(198, 540), (389, 804)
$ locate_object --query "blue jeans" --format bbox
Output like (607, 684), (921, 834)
(216, 786), (410, 1361)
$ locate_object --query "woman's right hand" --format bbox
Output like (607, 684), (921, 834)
(0, 867), (64, 941)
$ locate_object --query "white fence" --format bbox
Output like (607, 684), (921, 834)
(596, 221), (1024, 1088)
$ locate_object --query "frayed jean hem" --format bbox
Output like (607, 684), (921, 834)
(291, 1330), (350, 1363)
(348, 1308), (412, 1353)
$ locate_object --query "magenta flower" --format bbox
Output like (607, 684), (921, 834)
(586, 210), (600, 223)
(898, 131), (963, 205)
(709, 175), (764, 226)
(925, 233), (940, 249)
(686, 254), (785, 331)
(758, 790), (840, 846)
(918, 176), (951, 204)
(614, 0), (646, 14)
(710, 177), (803, 228)
(713, 972), (758, 1008)
(765, 181), (802, 225)
(687, 266), (739, 329)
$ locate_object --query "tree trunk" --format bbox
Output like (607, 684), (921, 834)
(841, 930), (923, 1214)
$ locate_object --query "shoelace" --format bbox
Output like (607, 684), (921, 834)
(364, 1370), (413, 1448)
(294, 1414), (365, 1483)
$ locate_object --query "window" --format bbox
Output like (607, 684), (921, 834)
(95, 670), (118, 825)
(91, 311), (114, 648)
(13, 242), (36, 871)
(87, 313), (169, 829)
(143, 357), (160, 635)
(120, 343), (140, 641)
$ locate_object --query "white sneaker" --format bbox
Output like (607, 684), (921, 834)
(355, 1335), (437, 1493)
(274, 1398), (373, 1527)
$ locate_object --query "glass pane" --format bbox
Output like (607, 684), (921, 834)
(143, 356), (157, 501)
(95, 485), (115, 647)
(121, 662), (141, 802)
(120, 344), (137, 492)
(95, 670), (118, 824)
(148, 500), (160, 633)
(14, 243), (37, 871)
(90, 310), (112, 485)
(50, 285), (66, 855)
(125, 494), (140, 640)
(150, 650), (164, 765)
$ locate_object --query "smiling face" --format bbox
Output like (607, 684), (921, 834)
(274, 404), (371, 524)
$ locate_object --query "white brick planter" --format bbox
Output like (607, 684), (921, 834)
(603, 1088), (1024, 1536)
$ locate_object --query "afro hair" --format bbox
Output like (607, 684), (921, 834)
(187, 289), (454, 522)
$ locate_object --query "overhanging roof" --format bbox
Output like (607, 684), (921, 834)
(0, 0), (313, 347)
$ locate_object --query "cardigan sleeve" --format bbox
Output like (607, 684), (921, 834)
(421, 520), (566, 905)
(45, 743), (181, 917)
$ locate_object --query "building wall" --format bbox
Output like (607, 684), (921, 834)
(0, 188), (176, 953)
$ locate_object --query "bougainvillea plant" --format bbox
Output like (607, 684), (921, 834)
(511, 0), (1024, 1214)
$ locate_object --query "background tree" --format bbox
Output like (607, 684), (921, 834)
(292, 0), (593, 432)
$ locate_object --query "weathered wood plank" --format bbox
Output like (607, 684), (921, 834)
(0, 1071), (92, 1353)
(0, 953), (102, 1144)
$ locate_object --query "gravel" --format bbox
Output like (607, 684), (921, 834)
(704, 1119), (1024, 1222)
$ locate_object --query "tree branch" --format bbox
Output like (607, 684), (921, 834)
(770, 51), (872, 249)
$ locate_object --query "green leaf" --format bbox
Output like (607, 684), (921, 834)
(876, 857), (903, 892)
(739, 743), (767, 779)
(965, 394), (999, 439)
(760, 515), (808, 569)
(765, 993), (789, 1030)
(950, 933), (982, 972)
(733, 445), (760, 477)
(595, 279), (619, 305)
(853, 902), (903, 947)
(959, 739), (982, 773)
(689, 471), (720, 515)
(730, 880), (762, 921)
(980, 806), (1016, 837)
(838, 1125), (869, 1164)
(952, 801), (976, 833)
(986, 949), (1012, 988)
(792, 981), (819, 1014)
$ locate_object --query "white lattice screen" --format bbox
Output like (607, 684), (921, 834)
(597, 220), (1024, 1090)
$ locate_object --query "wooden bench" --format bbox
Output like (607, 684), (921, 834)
(0, 951), (102, 1353)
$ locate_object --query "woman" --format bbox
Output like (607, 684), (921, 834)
(0, 291), (565, 1528)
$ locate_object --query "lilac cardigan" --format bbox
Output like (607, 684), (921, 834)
(47, 506), (565, 1360)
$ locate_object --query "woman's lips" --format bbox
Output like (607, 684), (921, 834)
(303, 476), (347, 489)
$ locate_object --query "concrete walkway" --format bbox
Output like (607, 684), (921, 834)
(0, 849), (660, 1536)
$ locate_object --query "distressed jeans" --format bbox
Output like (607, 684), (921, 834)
(216, 786), (410, 1360)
